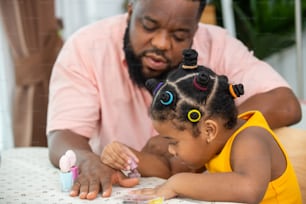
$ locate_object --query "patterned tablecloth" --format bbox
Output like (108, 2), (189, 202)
(0, 147), (239, 204)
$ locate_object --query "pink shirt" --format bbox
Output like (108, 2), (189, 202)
(47, 14), (289, 154)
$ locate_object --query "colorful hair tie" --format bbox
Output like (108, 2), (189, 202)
(187, 109), (201, 123)
(145, 79), (160, 95)
(182, 64), (197, 69)
(229, 84), (238, 98)
(193, 76), (208, 91)
(160, 91), (174, 105)
(153, 82), (163, 95)
(229, 84), (244, 99)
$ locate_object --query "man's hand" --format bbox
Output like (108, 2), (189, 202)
(48, 130), (139, 200)
(70, 153), (139, 199)
(70, 153), (112, 199)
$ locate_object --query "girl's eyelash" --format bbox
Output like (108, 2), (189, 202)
(169, 141), (178, 145)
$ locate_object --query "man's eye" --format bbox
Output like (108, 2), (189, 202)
(143, 24), (156, 32)
(173, 33), (188, 42)
(142, 20), (156, 32)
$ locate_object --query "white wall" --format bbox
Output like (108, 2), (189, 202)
(265, 32), (306, 130)
(265, 31), (306, 101)
(55, 0), (126, 40)
(0, 20), (14, 151)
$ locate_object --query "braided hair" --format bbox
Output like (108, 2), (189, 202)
(145, 49), (244, 137)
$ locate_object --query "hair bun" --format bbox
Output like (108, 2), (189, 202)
(160, 91), (175, 106)
(182, 49), (198, 69)
(197, 72), (210, 86)
(233, 84), (244, 97)
(145, 79), (163, 95)
(229, 84), (244, 98)
(193, 71), (210, 91)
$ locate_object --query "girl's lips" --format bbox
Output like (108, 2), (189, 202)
(142, 55), (167, 71)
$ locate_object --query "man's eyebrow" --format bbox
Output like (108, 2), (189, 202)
(143, 16), (192, 32)
(174, 28), (191, 33)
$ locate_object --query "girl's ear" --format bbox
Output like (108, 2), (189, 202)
(201, 119), (218, 143)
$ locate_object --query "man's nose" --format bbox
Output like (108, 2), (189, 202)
(151, 30), (171, 51)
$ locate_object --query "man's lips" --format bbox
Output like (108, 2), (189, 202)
(142, 53), (167, 71)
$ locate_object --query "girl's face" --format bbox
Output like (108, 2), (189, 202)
(153, 120), (215, 170)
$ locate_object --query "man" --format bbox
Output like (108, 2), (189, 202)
(47, 0), (301, 200)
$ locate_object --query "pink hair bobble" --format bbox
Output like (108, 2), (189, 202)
(193, 71), (209, 91)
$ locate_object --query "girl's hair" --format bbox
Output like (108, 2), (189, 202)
(145, 49), (244, 137)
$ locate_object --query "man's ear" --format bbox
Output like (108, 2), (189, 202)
(127, 2), (133, 22)
(202, 119), (218, 143)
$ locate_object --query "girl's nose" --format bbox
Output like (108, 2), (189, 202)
(168, 145), (177, 157)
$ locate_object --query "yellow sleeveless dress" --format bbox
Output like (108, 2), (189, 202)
(205, 111), (302, 203)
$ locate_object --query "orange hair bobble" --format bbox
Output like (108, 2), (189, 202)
(229, 84), (244, 99)
(229, 84), (238, 98)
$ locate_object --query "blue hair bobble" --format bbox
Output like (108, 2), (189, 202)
(160, 91), (174, 106)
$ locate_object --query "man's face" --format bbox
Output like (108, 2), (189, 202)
(124, 0), (199, 87)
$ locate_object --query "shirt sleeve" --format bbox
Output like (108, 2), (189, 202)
(46, 33), (100, 138)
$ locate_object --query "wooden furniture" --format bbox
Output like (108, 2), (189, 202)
(200, 4), (217, 25)
(275, 127), (306, 203)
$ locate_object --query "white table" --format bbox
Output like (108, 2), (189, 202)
(0, 147), (239, 204)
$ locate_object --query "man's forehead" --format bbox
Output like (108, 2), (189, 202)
(133, 0), (199, 22)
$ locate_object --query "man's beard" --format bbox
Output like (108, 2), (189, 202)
(123, 26), (174, 88)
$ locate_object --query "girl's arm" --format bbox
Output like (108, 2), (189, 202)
(134, 129), (273, 203)
(101, 136), (202, 179)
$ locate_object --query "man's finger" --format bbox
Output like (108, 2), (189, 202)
(86, 179), (100, 200)
(70, 180), (81, 197)
(119, 177), (139, 187)
(100, 174), (113, 197)
(117, 172), (139, 187)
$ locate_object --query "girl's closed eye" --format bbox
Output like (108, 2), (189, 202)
(169, 140), (178, 146)
(163, 136), (178, 146)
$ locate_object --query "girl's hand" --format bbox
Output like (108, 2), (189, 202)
(100, 141), (139, 171)
(130, 182), (177, 200)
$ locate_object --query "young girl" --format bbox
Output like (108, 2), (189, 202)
(101, 49), (302, 203)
